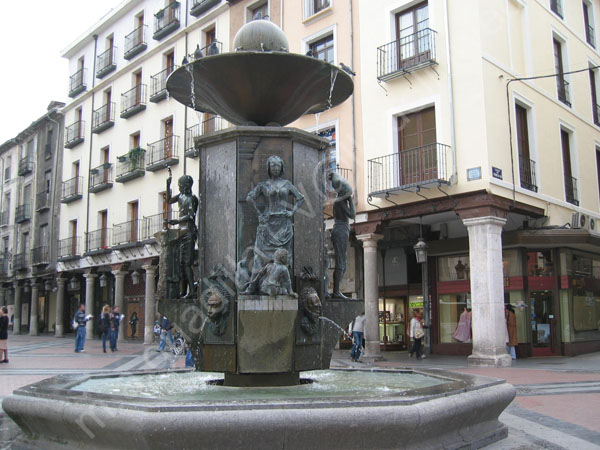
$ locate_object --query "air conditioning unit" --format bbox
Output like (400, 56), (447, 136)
(571, 212), (583, 229)
(572, 212), (597, 231)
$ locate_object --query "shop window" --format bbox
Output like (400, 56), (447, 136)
(502, 249), (522, 277)
(437, 255), (469, 281)
(438, 293), (471, 343)
(526, 251), (553, 276)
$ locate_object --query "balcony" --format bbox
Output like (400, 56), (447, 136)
(124, 25), (148, 60)
(565, 176), (579, 206)
(31, 246), (49, 266)
(13, 253), (28, 272)
(142, 212), (171, 241)
(15, 204), (31, 223)
(120, 84), (147, 118)
(518, 156), (538, 192)
(368, 143), (452, 195)
(92, 103), (115, 134)
(377, 28), (437, 81)
(112, 219), (142, 249)
(65, 120), (85, 148)
(304, 0), (331, 19)
(18, 155), (34, 176)
(0, 253), (9, 276)
(146, 136), (179, 171)
(89, 163), (114, 193)
(185, 117), (224, 157)
(58, 236), (81, 261)
(96, 47), (117, 79)
(36, 191), (50, 212)
(326, 165), (352, 199)
(0, 210), (9, 227)
(116, 149), (146, 183)
(84, 229), (112, 256)
(557, 78), (571, 107)
(61, 176), (83, 203)
(153, 2), (180, 41)
(190, 0), (220, 17)
(150, 67), (176, 102)
(68, 68), (87, 98)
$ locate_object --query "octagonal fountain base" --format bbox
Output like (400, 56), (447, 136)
(3, 368), (514, 450)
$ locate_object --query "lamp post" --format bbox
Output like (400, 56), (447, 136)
(414, 237), (430, 355)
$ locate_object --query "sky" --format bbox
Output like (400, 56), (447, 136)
(0, 0), (124, 144)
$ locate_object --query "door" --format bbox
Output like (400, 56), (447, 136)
(395, 2), (429, 70)
(135, 72), (143, 104)
(73, 162), (80, 194)
(398, 107), (437, 185)
(102, 147), (110, 183)
(129, 201), (139, 242)
(70, 220), (78, 255)
(530, 291), (559, 356)
(100, 211), (108, 248)
(164, 118), (173, 158)
(105, 89), (112, 121)
(137, 14), (144, 45)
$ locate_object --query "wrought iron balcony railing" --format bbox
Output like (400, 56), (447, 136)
(15, 204), (31, 223)
(65, 120), (85, 148)
(185, 117), (224, 157)
(146, 136), (179, 171)
(565, 176), (579, 206)
(89, 163), (113, 193)
(121, 84), (147, 118)
(0, 210), (9, 227)
(116, 149), (146, 183)
(69, 68), (87, 97)
(124, 25), (148, 60)
(96, 47), (117, 78)
(586, 25), (596, 48)
(85, 229), (112, 254)
(150, 66), (176, 102)
(18, 155), (34, 176)
(518, 157), (537, 192)
(36, 191), (50, 211)
(92, 102), (115, 133)
(13, 252), (28, 271)
(191, 40), (222, 59)
(58, 236), (81, 260)
(61, 176), (83, 203)
(368, 143), (452, 195)
(377, 28), (437, 81)
(112, 219), (142, 248)
(304, 0), (331, 19)
(31, 246), (49, 266)
(551, 0), (563, 18)
(142, 212), (172, 241)
(153, 2), (180, 40)
(190, 0), (220, 17)
(326, 165), (352, 198)
(557, 78), (571, 107)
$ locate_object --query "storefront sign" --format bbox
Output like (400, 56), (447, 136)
(467, 167), (481, 181)
(492, 167), (503, 179)
(409, 301), (423, 309)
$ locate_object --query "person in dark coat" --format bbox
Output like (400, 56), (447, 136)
(129, 312), (139, 338)
(99, 305), (112, 353)
(0, 306), (9, 363)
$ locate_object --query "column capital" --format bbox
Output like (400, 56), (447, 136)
(56, 278), (68, 286)
(142, 264), (157, 274)
(356, 233), (383, 248)
(111, 270), (127, 278)
(462, 215), (507, 228)
(83, 273), (98, 280)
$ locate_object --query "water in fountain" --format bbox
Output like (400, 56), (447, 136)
(319, 316), (349, 337)
(327, 68), (339, 110)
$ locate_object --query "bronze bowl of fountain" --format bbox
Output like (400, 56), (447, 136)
(166, 20), (353, 126)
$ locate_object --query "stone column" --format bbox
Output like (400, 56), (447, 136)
(13, 284), (22, 335)
(83, 273), (97, 337)
(55, 278), (67, 337)
(356, 233), (383, 360)
(143, 265), (157, 345)
(463, 216), (512, 368)
(0, 287), (6, 307)
(112, 270), (127, 343)
(29, 282), (40, 336)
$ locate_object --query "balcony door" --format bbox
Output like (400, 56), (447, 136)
(105, 89), (112, 120)
(164, 118), (173, 158)
(137, 13), (144, 44)
(135, 71), (142, 104)
(102, 147), (110, 183)
(70, 220), (78, 255)
(100, 210), (108, 248)
(397, 107), (437, 186)
(395, 2), (429, 70)
(129, 201), (139, 242)
(23, 184), (32, 208)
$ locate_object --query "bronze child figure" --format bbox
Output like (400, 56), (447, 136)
(329, 172), (355, 299)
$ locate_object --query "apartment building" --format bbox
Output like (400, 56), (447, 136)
(0, 101), (65, 337)
(354, 0), (600, 363)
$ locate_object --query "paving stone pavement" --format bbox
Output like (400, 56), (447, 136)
(1, 333), (599, 449)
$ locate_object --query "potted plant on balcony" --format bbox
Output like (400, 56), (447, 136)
(127, 147), (144, 171)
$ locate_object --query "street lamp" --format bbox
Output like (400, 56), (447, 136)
(413, 238), (428, 264)
(99, 273), (107, 287)
(414, 228), (430, 355)
(131, 271), (140, 285)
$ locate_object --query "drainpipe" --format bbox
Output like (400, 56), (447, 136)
(0, 156), (4, 214)
(183, 0), (189, 175)
(45, 111), (62, 275)
(349, 0), (357, 202)
(443, 0), (457, 184)
(280, 0), (284, 30)
(85, 35), (99, 251)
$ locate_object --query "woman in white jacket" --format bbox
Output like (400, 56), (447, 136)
(409, 310), (425, 360)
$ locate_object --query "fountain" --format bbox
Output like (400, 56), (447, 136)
(2, 19), (514, 449)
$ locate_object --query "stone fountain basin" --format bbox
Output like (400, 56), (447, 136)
(3, 368), (514, 450)
(166, 52), (354, 126)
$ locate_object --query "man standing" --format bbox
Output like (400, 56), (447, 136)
(73, 304), (92, 353)
(109, 306), (123, 352)
(156, 315), (174, 352)
(349, 311), (366, 362)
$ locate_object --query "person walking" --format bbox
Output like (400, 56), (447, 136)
(111, 306), (124, 350)
(349, 312), (366, 362)
(409, 310), (425, 360)
(505, 304), (518, 360)
(156, 316), (174, 352)
(73, 304), (92, 353)
(0, 306), (9, 363)
(99, 305), (112, 353)
(129, 312), (139, 338)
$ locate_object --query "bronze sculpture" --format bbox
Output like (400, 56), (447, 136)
(255, 248), (296, 297)
(299, 287), (322, 336)
(166, 170), (199, 298)
(329, 172), (355, 299)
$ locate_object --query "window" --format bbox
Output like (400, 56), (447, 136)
(309, 34), (334, 63)
(70, 219), (78, 255)
(131, 131), (141, 150)
(163, 118), (174, 156)
(397, 106), (438, 185)
(45, 129), (53, 159)
(317, 126), (337, 173)
(39, 224), (48, 248)
(4, 156), (11, 182)
(99, 210), (108, 248)
(248, 1), (268, 21)
(23, 184), (32, 207)
(165, 50), (175, 74)
(395, 2), (430, 69)
(553, 38), (570, 106)
(596, 148), (600, 206)
(128, 201), (139, 241)
(550, 0), (563, 18)
(304, 0), (330, 19)
(583, 1), (596, 47)
(560, 128), (578, 205)
(515, 104), (537, 191)
(590, 67), (600, 126)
